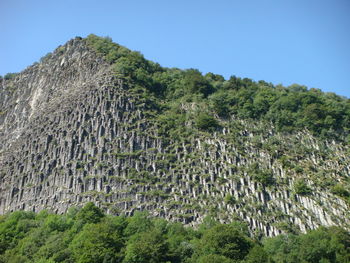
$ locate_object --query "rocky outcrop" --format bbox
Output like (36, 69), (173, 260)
(0, 37), (349, 236)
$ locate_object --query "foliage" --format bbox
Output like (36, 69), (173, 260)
(81, 34), (350, 143)
(196, 254), (233, 263)
(195, 113), (220, 131)
(76, 202), (104, 224)
(194, 223), (253, 261)
(293, 179), (313, 196)
(249, 163), (275, 186)
(4, 35), (350, 144)
(123, 230), (168, 263)
(70, 220), (124, 263)
(331, 184), (350, 205)
(264, 227), (350, 263)
(3, 73), (17, 80)
(331, 184), (350, 198)
(244, 245), (270, 263)
(0, 205), (349, 262)
(224, 194), (236, 205)
(123, 212), (153, 237)
(40, 52), (53, 63)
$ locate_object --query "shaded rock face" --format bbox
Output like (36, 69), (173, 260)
(0, 38), (349, 236)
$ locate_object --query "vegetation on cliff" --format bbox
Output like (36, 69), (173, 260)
(86, 34), (350, 142)
(84, 34), (350, 212)
(1, 35), (349, 257)
(0, 203), (349, 263)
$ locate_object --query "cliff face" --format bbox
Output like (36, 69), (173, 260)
(0, 37), (349, 236)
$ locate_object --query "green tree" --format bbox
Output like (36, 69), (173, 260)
(33, 232), (71, 262)
(16, 227), (49, 261)
(263, 234), (300, 263)
(3, 73), (17, 80)
(196, 223), (252, 261)
(44, 214), (72, 232)
(0, 211), (36, 254)
(197, 254), (233, 263)
(70, 220), (124, 263)
(244, 245), (270, 263)
(298, 228), (335, 263)
(209, 90), (231, 117)
(76, 202), (105, 224)
(195, 113), (219, 131)
(123, 230), (168, 263)
(183, 69), (215, 97)
(123, 212), (153, 237)
(166, 222), (195, 263)
(294, 180), (312, 196)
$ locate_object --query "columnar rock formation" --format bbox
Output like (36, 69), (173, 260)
(0, 37), (349, 236)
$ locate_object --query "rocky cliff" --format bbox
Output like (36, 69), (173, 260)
(0, 37), (349, 236)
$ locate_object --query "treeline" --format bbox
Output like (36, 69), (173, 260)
(0, 73), (17, 81)
(0, 203), (349, 263)
(85, 34), (350, 141)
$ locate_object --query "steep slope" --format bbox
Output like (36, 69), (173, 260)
(0, 36), (349, 236)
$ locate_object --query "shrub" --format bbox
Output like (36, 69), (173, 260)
(76, 202), (105, 224)
(253, 170), (275, 186)
(224, 194), (236, 205)
(294, 180), (312, 195)
(195, 113), (219, 131)
(4, 73), (17, 80)
(331, 184), (350, 198)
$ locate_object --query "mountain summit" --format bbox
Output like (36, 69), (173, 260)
(0, 35), (349, 236)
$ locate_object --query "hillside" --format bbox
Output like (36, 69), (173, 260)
(0, 35), (349, 237)
(1, 204), (349, 262)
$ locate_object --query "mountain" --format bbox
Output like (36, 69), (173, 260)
(0, 35), (349, 237)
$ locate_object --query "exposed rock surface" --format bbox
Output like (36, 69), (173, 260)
(0, 37), (349, 236)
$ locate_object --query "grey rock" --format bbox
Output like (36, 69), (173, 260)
(0, 38), (349, 236)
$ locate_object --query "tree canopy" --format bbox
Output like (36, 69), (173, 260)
(85, 34), (350, 142)
(0, 204), (349, 263)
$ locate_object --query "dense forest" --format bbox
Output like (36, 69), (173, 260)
(84, 34), (350, 142)
(0, 203), (349, 263)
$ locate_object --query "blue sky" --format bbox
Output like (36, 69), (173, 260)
(1, 0), (349, 98)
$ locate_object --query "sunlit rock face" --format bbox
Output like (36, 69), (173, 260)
(0, 37), (349, 236)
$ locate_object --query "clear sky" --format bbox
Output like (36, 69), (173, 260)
(1, 0), (349, 98)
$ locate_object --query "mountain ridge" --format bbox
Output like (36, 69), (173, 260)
(0, 35), (349, 237)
